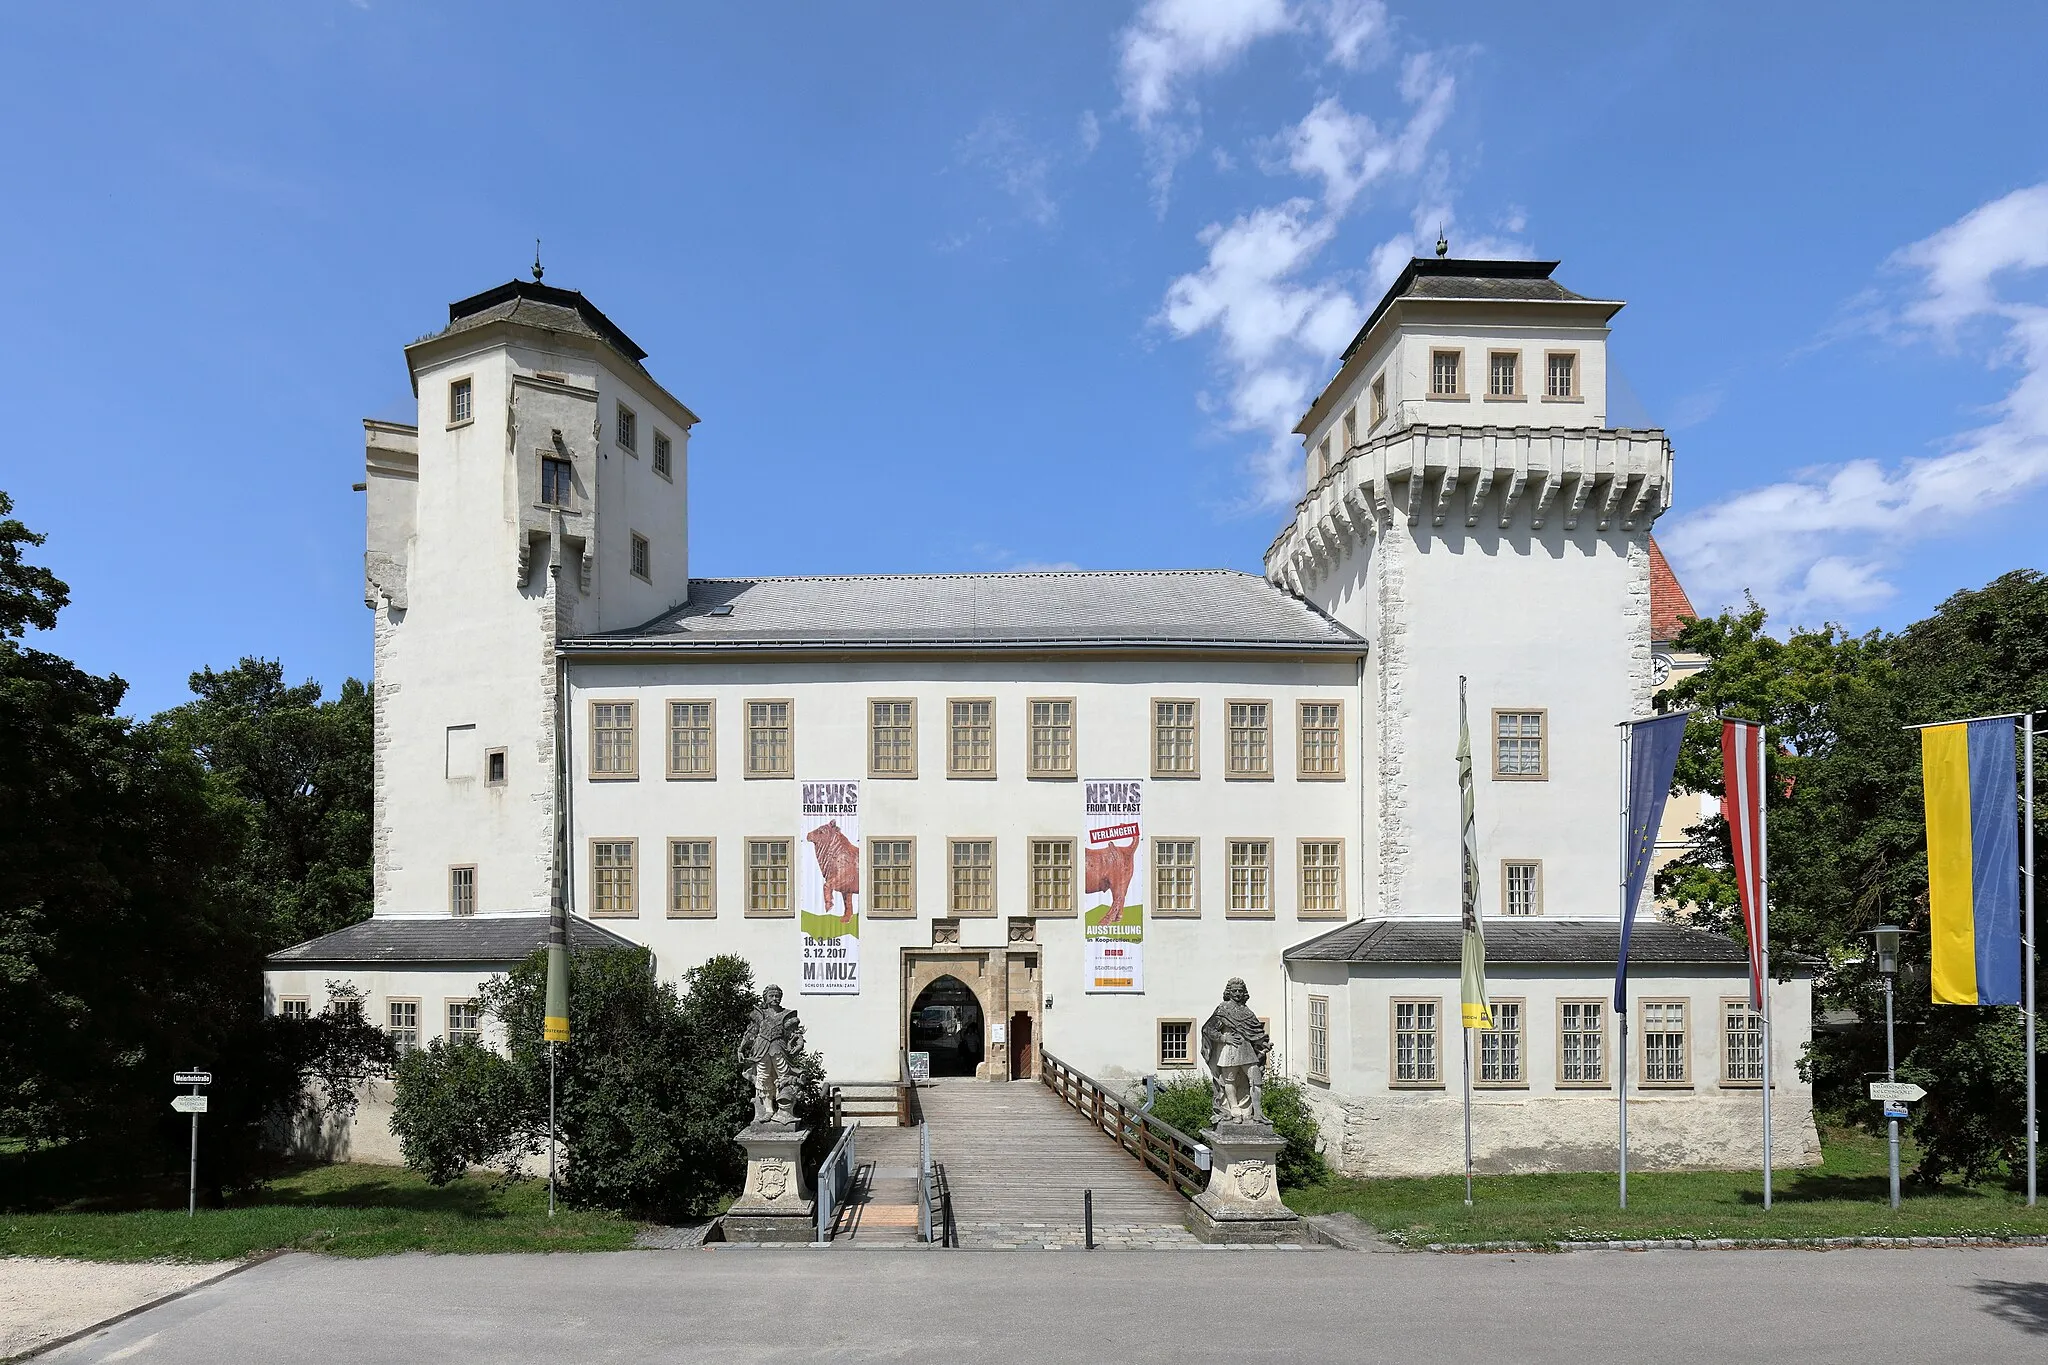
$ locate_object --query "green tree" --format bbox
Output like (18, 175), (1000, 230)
(1143, 1074), (1327, 1189)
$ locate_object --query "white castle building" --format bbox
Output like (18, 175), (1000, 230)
(266, 257), (1818, 1177)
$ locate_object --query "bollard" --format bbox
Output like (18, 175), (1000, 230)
(1084, 1188), (1094, 1249)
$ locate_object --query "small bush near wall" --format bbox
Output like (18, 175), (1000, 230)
(1144, 1075), (1328, 1189)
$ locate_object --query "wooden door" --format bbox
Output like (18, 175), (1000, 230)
(1009, 1010), (1034, 1079)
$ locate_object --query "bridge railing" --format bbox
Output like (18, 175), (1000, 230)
(1040, 1050), (1210, 1200)
(814, 1123), (857, 1243)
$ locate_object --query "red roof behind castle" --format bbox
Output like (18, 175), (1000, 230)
(1649, 537), (1697, 643)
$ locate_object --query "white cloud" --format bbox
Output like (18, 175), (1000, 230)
(1663, 182), (2048, 620)
(958, 116), (1058, 228)
(1318, 0), (1389, 68)
(1078, 110), (1102, 157)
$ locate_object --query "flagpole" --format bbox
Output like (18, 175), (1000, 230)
(1759, 720), (1774, 1211)
(1463, 1026), (1474, 1208)
(1618, 722), (1630, 1211)
(548, 1039), (558, 1218)
(2025, 711), (2036, 1208)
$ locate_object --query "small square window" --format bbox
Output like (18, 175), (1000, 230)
(486, 747), (506, 785)
(1502, 860), (1541, 915)
(1431, 350), (1463, 396)
(446, 999), (483, 1044)
(1157, 1019), (1194, 1068)
(1493, 709), (1546, 779)
(541, 456), (573, 506)
(652, 430), (672, 478)
(449, 377), (473, 425)
(449, 865), (476, 917)
(617, 403), (637, 452)
(630, 533), (651, 582)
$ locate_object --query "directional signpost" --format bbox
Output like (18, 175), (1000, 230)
(1869, 1081), (1927, 1103)
(173, 1070), (212, 1216)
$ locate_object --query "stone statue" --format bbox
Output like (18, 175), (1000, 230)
(738, 985), (806, 1125)
(1200, 977), (1272, 1125)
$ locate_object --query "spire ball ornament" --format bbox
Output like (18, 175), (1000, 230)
(532, 239), (544, 282)
(1435, 228), (1448, 258)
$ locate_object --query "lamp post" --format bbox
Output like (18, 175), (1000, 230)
(1871, 924), (1903, 1210)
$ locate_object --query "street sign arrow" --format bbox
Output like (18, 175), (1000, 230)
(174, 1071), (212, 1086)
(1869, 1081), (1927, 1102)
(172, 1095), (209, 1114)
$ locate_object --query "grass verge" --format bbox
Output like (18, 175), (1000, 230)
(0, 1163), (640, 1261)
(1284, 1128), (2048, 1247)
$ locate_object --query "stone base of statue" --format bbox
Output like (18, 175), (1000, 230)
(722, 1122), (815, 1242)
(1185, 1123), (1301, 1244)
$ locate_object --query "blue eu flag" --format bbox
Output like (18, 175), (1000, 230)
(1616, 712), (1690, 1011)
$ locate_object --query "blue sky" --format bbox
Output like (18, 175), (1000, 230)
(4, 1), (2045, 717)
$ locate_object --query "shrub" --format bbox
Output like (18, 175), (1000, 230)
(1143, 1074), (1328, 1189)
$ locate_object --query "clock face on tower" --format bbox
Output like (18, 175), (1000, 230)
(1651, 653), (1673, 688)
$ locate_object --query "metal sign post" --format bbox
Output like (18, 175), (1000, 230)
(173, 1070), (212, 1217)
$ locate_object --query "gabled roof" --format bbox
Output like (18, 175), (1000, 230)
(266, 914), (640, 967)
(1649, 537), (1698, 644)
(1285, 917), (1758, 968)
(561, 569), (1365, 654)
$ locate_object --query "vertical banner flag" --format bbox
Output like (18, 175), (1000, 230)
(1083, 778), (1144, 993)
(1722, 720), (1768, 1010)
(1922, 719), (2022, 1006)
(1616, 712), (1690, 1011)
(544, 901), (570, 1043)
(800, 780), (861, 996)
(1458, 679), (1491, 1030)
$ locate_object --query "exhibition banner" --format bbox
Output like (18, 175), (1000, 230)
(1083, 778), (1144, 993)
(799, 779), (861, 995)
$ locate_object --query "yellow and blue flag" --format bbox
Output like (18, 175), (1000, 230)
(1922, 718), (2022, 1006)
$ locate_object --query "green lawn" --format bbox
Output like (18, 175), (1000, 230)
(1285, 1128), (2048, 1247)
(0, 1163), (640, 1262)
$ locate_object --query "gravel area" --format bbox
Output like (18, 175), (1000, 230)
(0, 1258), (236, 1359)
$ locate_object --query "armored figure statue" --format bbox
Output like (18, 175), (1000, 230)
(738, 986), (807, 1124)
(1200, 977), (1273, 1125)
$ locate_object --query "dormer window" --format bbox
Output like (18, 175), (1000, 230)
(1546, 352), (1578, 399)
(617, 403), (637, 452)
(541, 456), (573, 506)
(1369, 374), (1386, 428)
(1431, 350), (1464, 397)
(1489, 352), (1520, 398)
(449, 377), (473, 425)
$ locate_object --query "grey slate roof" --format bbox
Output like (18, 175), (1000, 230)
(417, 280), (651, 372)
(1285, 918), (1755, 968)
(563, 570), (1364, 653)
(267, 915), (639, 967)
(1339, 257), (1612, 364)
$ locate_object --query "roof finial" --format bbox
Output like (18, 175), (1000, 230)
(1435, 227), (1448, 259)
(532, 239), (544, 282)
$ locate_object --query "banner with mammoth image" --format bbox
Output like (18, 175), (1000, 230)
(799, 779), (860, 996)
(1083, 778), (1144, 993)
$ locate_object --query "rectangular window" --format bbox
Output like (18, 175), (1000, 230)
(1479, 999), (1525, 1084)
(629, 533), (651, 581)
(1431, 349), (1463, 396)
(869, 699), (916, 778)
(745, 700), (793, 778)
(1559, 999), (1607, 1085)
(1493, 709), (1546, 779)
(591, 839), (637, 916)
(446, 999), (483, 1044)
(449, 377), (473, 425)
(1546, 352), (1577, 398)
(1488, 351), (1519, 398)
(1342, 406), (1357, 451)
(1028, 698), (1075, 777)
(1227, 839), (1271, 917)
(1308, 995), (1330, 1082)
(1370, 373), (1386, 427)
(449, 865), (476, 917)
(617, 402), (637, 451)
(541, 455), (574, 506)
(1157, 1019), (1194, 1069)
(746, 838), (792, 916)
(1226, 701), (1271, 778)
(387, 1000), (420, 1054)
(1298, 701), (1344, 779)
(1152, 699), (1199, 777)
(667, 700), (715, 778)
(1298, 840), (1342, 918)
(870, 838), (916, 918)
(486, 747), (506, 785)
(1642, 1000), (1690, 1086)
(1152, 838), (1198, 917)
(1314, 435), (1331, 481)
(949, 838), (995, 916)
(1392, 999), (1440, 1085)
(590, 701), (637, 778)
(1502, 860), (1542, 915)
(652, 430), (672, 478)
(1030, 838), (1075, 916)
(1722, 999), (1766, 1085)
(948, 699), (994, 777)
(669, 839), (715, 918)
(277, 997), (310, 1022)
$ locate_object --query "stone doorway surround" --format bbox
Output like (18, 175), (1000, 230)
(902, 948), (1041, 1082)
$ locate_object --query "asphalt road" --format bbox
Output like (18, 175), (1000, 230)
(40, 1245), (2048, 1363)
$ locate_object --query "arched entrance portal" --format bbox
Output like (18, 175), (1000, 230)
(908, 975), (985, 1079)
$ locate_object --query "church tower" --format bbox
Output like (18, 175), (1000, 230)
(1267, 256), (1673, 925)
(361, 278), (698, 919)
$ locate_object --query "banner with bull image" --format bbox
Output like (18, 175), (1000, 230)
(1083, 778), (1144, 993)
(799, 780), (860, 995)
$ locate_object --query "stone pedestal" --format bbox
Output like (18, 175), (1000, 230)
(1186, 1123), (1301, 1244)
(722, 1123), (815, 1243)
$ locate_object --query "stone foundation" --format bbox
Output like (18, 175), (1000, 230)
(1186, 1124), (1302, 1245)
(722, 1123), (815, 1243)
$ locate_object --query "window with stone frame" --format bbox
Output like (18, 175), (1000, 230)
(590, 701), (637, 778)
(1030, 838), (1075, 915)
(948, 699), (994, 777)
(1559, 999), (1607, 1085)
(869, 699), (916, 777)
(1298, 840), (1342, 917)
(1307, 995), (1330, 1081)
(1431, 349), (1463, 396)
(949, 839), (994, 915)
(448, 865), (476, 917)
(1493, 709), (1546, 779)
(617, 402), (637, 451)
(1152, 699), (1198, 777)
(387, 999), (421, 1054)
(1342, 405), (1358, 452)
(591, 839), (637, 915)
(541, 455), (573, 506)
(1157, 1019), (1194, 1068)
(1479, 999), (1524, 1084)
(1227, 839), (1271, 917)
(746, 700), (792, 778)
(667, 700), (714, 778)
(1546, 351), (1577, 398)
(1370, 373), (1386, 427)
(449, 377), (472, 424)
(1502, 859), (1542, 915)
(1722, 999), (1766, 1085)
(630, 533), (651, 582)
(1226, 701), (1271, 778)
(870, 839), (915, 917)
(669, 839), (714, 917)
(746, 838), (792, 915)
(1642, 999), (1690, 1085)
(1392, 998), (1439, 1084)
(1028, 699), (1075, 777)
(277, 997), (310, 1022)
(1298, 701), (1343, 778)
(446, 999), (483, 1044)
(652, 429), (672, 478)
(1488, 351), (1520, 398)
(1153, 838), (1198, 916)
